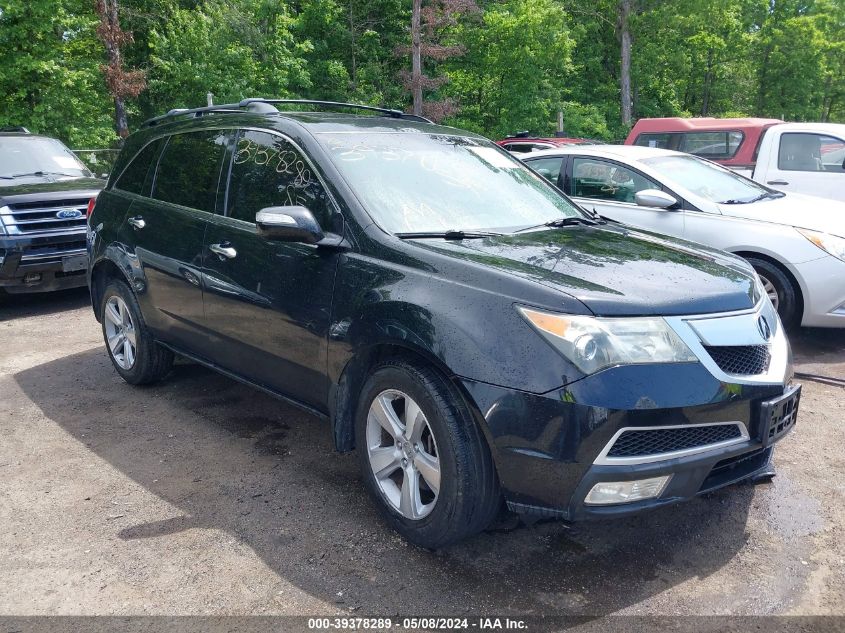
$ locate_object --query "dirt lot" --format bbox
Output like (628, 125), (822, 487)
(1, 288), (844, 619)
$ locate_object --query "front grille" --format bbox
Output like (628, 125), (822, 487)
(704, 344), (771, 375)
(20, 240), (87, 263)
(1, 199), (88, 235)
(607, 424), (744, 458)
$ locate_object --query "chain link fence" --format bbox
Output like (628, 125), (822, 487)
(72, 149), (120, 177)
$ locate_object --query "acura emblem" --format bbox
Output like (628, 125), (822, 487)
(757, 315), (772, 341)
(56, 209), (82, 219)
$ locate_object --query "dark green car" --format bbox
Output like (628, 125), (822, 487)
(87, 100), (797, 548)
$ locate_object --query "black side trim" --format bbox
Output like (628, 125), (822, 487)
(156, 341), (329, 422)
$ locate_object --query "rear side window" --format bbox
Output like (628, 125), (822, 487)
(634, 133), (674, 149)
(679, 131), (743, 159)
(778, 133), (845, 172)
(503, 143), (542, 153)
(114, 139), (162, 195)
(225, 129), (334, 228)
(526, 156), (564, 183)
(152, 130), (231, 211)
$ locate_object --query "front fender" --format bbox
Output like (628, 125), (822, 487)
(327, 253), (581, 395)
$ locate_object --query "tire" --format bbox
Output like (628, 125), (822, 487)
(100, 279), (173, 385)
(355, 359), (501, 549)
(745, 257), (800, 327)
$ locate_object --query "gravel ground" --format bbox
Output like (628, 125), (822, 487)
(1, 288), (844, 619)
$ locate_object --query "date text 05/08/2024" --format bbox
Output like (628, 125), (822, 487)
(307, 617), (528, 630)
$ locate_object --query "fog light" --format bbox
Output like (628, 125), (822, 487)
(584, 475), (671, 506)
(24, 273), (42, 284)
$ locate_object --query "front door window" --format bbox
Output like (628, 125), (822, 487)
(571, 158), (659, 204)
(226, 130), (334, 228)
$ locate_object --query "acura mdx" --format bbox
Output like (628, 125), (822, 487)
(86, 99), (799, 548)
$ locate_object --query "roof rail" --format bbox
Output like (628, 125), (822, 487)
(141, 104), (245, 128)
(0, 126), (31, 134)
(140, 98), (432, 129)
(242, 99), (432, 122)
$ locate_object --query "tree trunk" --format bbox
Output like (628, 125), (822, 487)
(618, 0), (633, 127)
(349, 0), (357, 90)
(755, 46), (771, 115)
(820, 75), (832, 122)
(411, 0), (423, 116)
(100, 0), (129, 138)
(114, 97), (128, 139)
(701, 49), (714, 116)
(95, 0), (144, 138)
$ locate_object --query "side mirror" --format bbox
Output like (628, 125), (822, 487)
(255, 205), (324, 244)
(635, 189), (678, 209)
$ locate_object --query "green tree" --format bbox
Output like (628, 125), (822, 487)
(444, 0), (574, 138)
(751, 0), (826, 120)
(295, 0), (408, 106)
(0, 0), (115, 147)
(146, 0), (311, 111)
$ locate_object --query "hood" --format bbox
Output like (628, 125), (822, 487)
(717, 192), (845, 237)
(0, 177), (104, 206)
(409, 224), (759, 316)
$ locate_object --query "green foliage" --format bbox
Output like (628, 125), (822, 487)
(0, 0), (116, 147)
(147, 0), (311, 110)
(0, 0), (843, 149)
(296, 0), (408, 106)
(444, 0), (573, 138)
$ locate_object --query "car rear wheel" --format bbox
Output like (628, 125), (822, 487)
(355, 359), (501, 549)
(100, 280), (173, 384)
(745, 257), (800, 327)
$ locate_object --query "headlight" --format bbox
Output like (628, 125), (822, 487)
(753, 272), (768, 305)
(518, 307), (697, 375)
(797, 228), (845, 262)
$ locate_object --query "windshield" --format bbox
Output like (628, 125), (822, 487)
(320, 133), (582, 233)
(0, 136), (90, 179)
(641, 153), (774, 204)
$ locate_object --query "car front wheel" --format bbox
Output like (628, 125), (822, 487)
(746, 257), (800, 327)
(355, 359), (501, 549)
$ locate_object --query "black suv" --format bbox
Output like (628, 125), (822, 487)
(0, 129), (103, 295)
(87, 99), (799, 548)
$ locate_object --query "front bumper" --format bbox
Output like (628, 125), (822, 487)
(0, 232), (88, 292)
(462, 367), (798, 519)
(460, 294), (799, 519)
(793, 254), (845, 327)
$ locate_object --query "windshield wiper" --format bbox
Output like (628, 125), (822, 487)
(7, 170), (79, 179)
(395, 229), (504, 240)
(721, 191), (784, 204)
(513, 215), (603, 234)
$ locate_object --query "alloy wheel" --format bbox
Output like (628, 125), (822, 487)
(759, 274), (780, 311)
(104, 295), (137, 370)
(366, 389), (440, 520)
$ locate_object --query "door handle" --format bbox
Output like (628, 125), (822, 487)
(767, 180), (789, 185)
(127, 216), (145, 229)
(210, 242), (237, 260)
